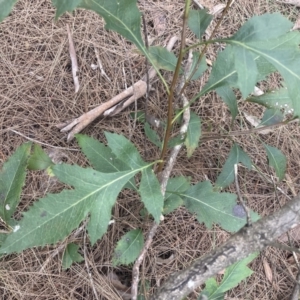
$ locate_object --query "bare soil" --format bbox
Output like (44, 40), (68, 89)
(0, 0), (300, 299)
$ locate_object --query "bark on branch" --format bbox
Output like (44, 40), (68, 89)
(153, 196), (300, 300)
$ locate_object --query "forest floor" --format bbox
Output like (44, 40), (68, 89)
(1, 0), (300, 299)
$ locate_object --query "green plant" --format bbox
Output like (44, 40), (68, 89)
(1, 0), (300, 299)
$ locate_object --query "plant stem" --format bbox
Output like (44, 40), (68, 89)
(157, 0), (191, 173)
(179, 0), (233, 96)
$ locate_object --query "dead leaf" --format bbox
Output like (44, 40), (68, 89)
(156, 253), (175, 265)
(153, 12), (167, 36)
(263, 258), (273, 283)
(253, 86), (264, 96)
(209, 4), (226, 15)
(206, 58), (212, 66)
(276, 0), (300, 6)
(293, 17), (300, 30)
(243, 112), (274, 135)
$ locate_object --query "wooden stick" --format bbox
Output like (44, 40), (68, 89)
(58, 36), (178, 141)
(67, 24), (80, 93)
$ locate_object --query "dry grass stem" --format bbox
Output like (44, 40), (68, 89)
(67, 24), (80, 93)
(94, 47), (111, 82)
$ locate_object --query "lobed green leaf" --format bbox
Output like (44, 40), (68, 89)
(0, 163), (147, 254)
(76, 134), (136, 190)
(182, 181), (250, 232)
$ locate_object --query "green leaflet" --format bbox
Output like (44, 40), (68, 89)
(215, 86), (238, 120)
(227, 29), (300, 116)
(232, 46), (258, 98)
(182, 181), (250, 232)
(199, 253), (258, 300)
(0, 163), (149, 254)
(247, 87), (294, 115)
(62, 243), (84, 270)
(264, 144), (286, 181)
(185, 111), (201, 158)
(81, 132), (164, 224)
(187, 52), (207, 81)
(232, 13), (293, 42)
(28, 144), (53, 170)
(260, 108), (283, 126)
(0, 0), (19, 22)
(216, 144), (252, 189)
(163, 176), (190, 215)
(197, 14), (299, 116)
(105, 132), (146, 169)
(144, 123), (162, 149)
(112, 229), (144, 266)
(148, 46), (178, 72)
(139, 167), (164, 223)
(188, 9), (213, 39)
(76, 134), (136, 190)
(0, 143), (31, 223)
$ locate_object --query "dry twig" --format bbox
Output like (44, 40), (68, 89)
(67, 24), (80, 93)
(57, 36), (178, 141)
(94, 47), (111, 82)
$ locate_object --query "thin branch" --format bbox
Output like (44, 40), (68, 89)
(290, 271), (300, 300)
(234, 164), (252, 226)
(142, 14), (150, 158)
(67, 24), (80, 93)
(179, 0), (234, 96)
(157, 0), (191, 173)
(84, 229), (100, 300)
(200, 118), (298, 142)
(153, 196), (300, 300)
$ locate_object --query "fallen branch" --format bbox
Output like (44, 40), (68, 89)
(152, 196), (300, 300)
(58, 36), (178, 141)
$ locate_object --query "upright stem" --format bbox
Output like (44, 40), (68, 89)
(179, 0), (233, 96)
(157, 0), (191, 173)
